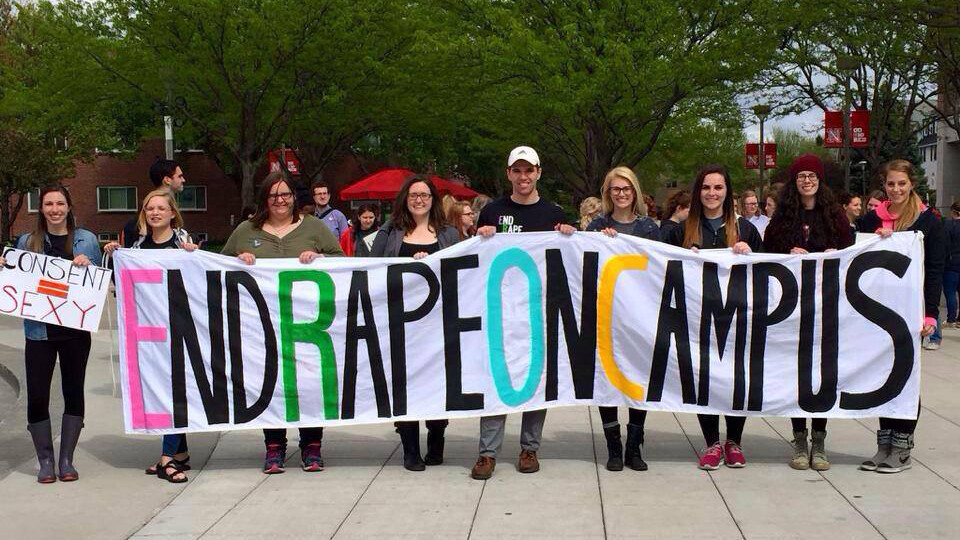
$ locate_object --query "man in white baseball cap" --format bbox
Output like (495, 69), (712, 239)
(471, 145), (574, 480)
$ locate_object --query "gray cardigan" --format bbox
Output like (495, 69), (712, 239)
(369, 222), (460, 257)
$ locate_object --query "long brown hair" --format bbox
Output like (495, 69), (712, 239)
(391, 174), (446, 234)
(250, 171), (301, 229)
(682, 165), (738, 248)
(28, 187), (76, 254)
(880, 159), (923, 232)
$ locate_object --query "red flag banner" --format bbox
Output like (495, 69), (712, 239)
(824, 111), (843, 148)
(851, 110), (870, 148)
(745, 143), (760, 169)
(763, 143), (777, 168)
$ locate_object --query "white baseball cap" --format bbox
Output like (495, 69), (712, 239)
(507, 146), (540, 167)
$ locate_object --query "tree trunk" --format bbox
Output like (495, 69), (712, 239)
(1, 187), (10, 244)
(240, 159), (257, 209)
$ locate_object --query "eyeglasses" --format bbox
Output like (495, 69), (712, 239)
(797, 173), (818, 181)
(268, 192), (294, 201)
(408, 193), (433, 201)
(609, 186), (634, 195)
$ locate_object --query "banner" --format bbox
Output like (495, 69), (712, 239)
(824, 110), (843, 148)
(745, 144), (776, 169)
(114, 232), (924, 434)
(851, 109), (870, 148)
(0, 248), (111, 332)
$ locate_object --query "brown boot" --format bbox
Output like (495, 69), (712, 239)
(518, 449), (540, 473)
(471, 456), (496, 480)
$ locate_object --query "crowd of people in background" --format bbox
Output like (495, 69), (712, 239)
(7, 144), (948, 486)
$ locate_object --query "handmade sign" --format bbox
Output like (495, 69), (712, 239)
(0, 247), (112, 332)
(114, 232), (923, 434)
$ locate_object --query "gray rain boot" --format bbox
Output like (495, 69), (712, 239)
(860, 429), (893, 471)
(58, 414), (84, 481)
(789, 430), (809, 470)
(810, 430), (830, 471)
(27, 419), (57, 484)
(877, 432), (913, 473)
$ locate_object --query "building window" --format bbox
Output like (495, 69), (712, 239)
(26, 189), (41, 213)
(177, 186), (207, 211)
(193, 232), (208, 243)
(97, 186), (138, 212)
(98, 232), (119, 242)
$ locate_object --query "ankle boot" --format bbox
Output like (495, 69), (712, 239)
(860, 429), (893, 471)
(603, 424), (623, 471)
(810, 430), (830, 471)
(789, 429), (809, 470)
(58, 414), (84, 481)
(877, 431), (913, 473)
(396, 422), (425, 471)
(27, 419), (56, 484)
(624, 424), (648, 471)
(424, 424), (446, 466)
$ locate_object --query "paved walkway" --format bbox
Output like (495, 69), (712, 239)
(0, 300), (958, 539)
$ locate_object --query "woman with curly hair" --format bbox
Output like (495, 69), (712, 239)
(763, 154), (853, 471)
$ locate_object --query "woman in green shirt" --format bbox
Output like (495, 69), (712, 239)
(222, 171), (343, 474)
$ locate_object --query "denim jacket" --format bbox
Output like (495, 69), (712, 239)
(15, 228), (103, 340)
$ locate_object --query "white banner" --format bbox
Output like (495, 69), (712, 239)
(0, 248), (111, 332)
(114, 232), (923, 434)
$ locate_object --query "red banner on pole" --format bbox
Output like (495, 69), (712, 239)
(851, 110), (870, 148)
(824, 111), (843, 148)
(745, 143), (760, 169)
(763, 143), (777, 168)
(268, 149), (301, 175)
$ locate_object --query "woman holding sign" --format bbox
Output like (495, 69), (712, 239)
(857, 159), (943, 473)
(664, 166), (762, 470)
(104, 189), (198, 483)
(4, 187), (102, 483)
(763, 154), (853, 471)
(371, 175), (460, 471)
(222, 171), (343, 474)
(586, 166), (660, 472)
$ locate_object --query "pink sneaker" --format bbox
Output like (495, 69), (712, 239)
(723, 440), (746, 468)
(698, 443), (724, 470)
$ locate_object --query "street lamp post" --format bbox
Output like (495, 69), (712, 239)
(753, 104), (772, 186)
(836, 56), (860, 192)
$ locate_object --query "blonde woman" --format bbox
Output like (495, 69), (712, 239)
(579, 196), (602, 230)
(857, 159), (943, 473)
(104, 189), (197, 482)
(585, 166), (660, 471)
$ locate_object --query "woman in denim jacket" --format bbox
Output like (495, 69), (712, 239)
(3, 187), (102, 483)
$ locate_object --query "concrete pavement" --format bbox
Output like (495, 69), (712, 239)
(0, 297), (958, 539)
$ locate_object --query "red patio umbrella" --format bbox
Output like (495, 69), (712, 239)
(339, 168), (479, 201)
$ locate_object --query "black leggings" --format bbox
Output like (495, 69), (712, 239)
(395, 419), (449, 431)
(698, 414), (745, 446)
(263, 427), (324, 449)
(791, 418), (827, 432)
(25, 336), (91, 424)
(598, 407), (647, 427)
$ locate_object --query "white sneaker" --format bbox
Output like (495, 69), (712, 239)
(923, 341), (941, 351)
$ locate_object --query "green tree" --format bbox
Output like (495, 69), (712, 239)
(430, 0), (786, 201)
(44, 0), (420, 207)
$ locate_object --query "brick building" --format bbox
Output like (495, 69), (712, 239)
(10, 139), (379, 245)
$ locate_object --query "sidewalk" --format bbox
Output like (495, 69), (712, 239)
(0, 299), (958, 539)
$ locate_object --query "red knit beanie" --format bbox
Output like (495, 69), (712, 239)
(789, 154), (825, 181)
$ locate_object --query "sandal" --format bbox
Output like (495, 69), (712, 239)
(157, 461), (188, 484)
(145, 456), (191, 475)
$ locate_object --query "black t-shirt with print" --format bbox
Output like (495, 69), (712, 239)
(139, 235), (180, 250)
(477, 196), (566, 233)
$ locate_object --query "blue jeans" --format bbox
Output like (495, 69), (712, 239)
(944, 270), (960, 323)
(930, 319), (942, 344)
(162, 434), (188, 457)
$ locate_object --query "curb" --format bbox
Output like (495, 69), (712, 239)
(0, 360), (19, 401)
